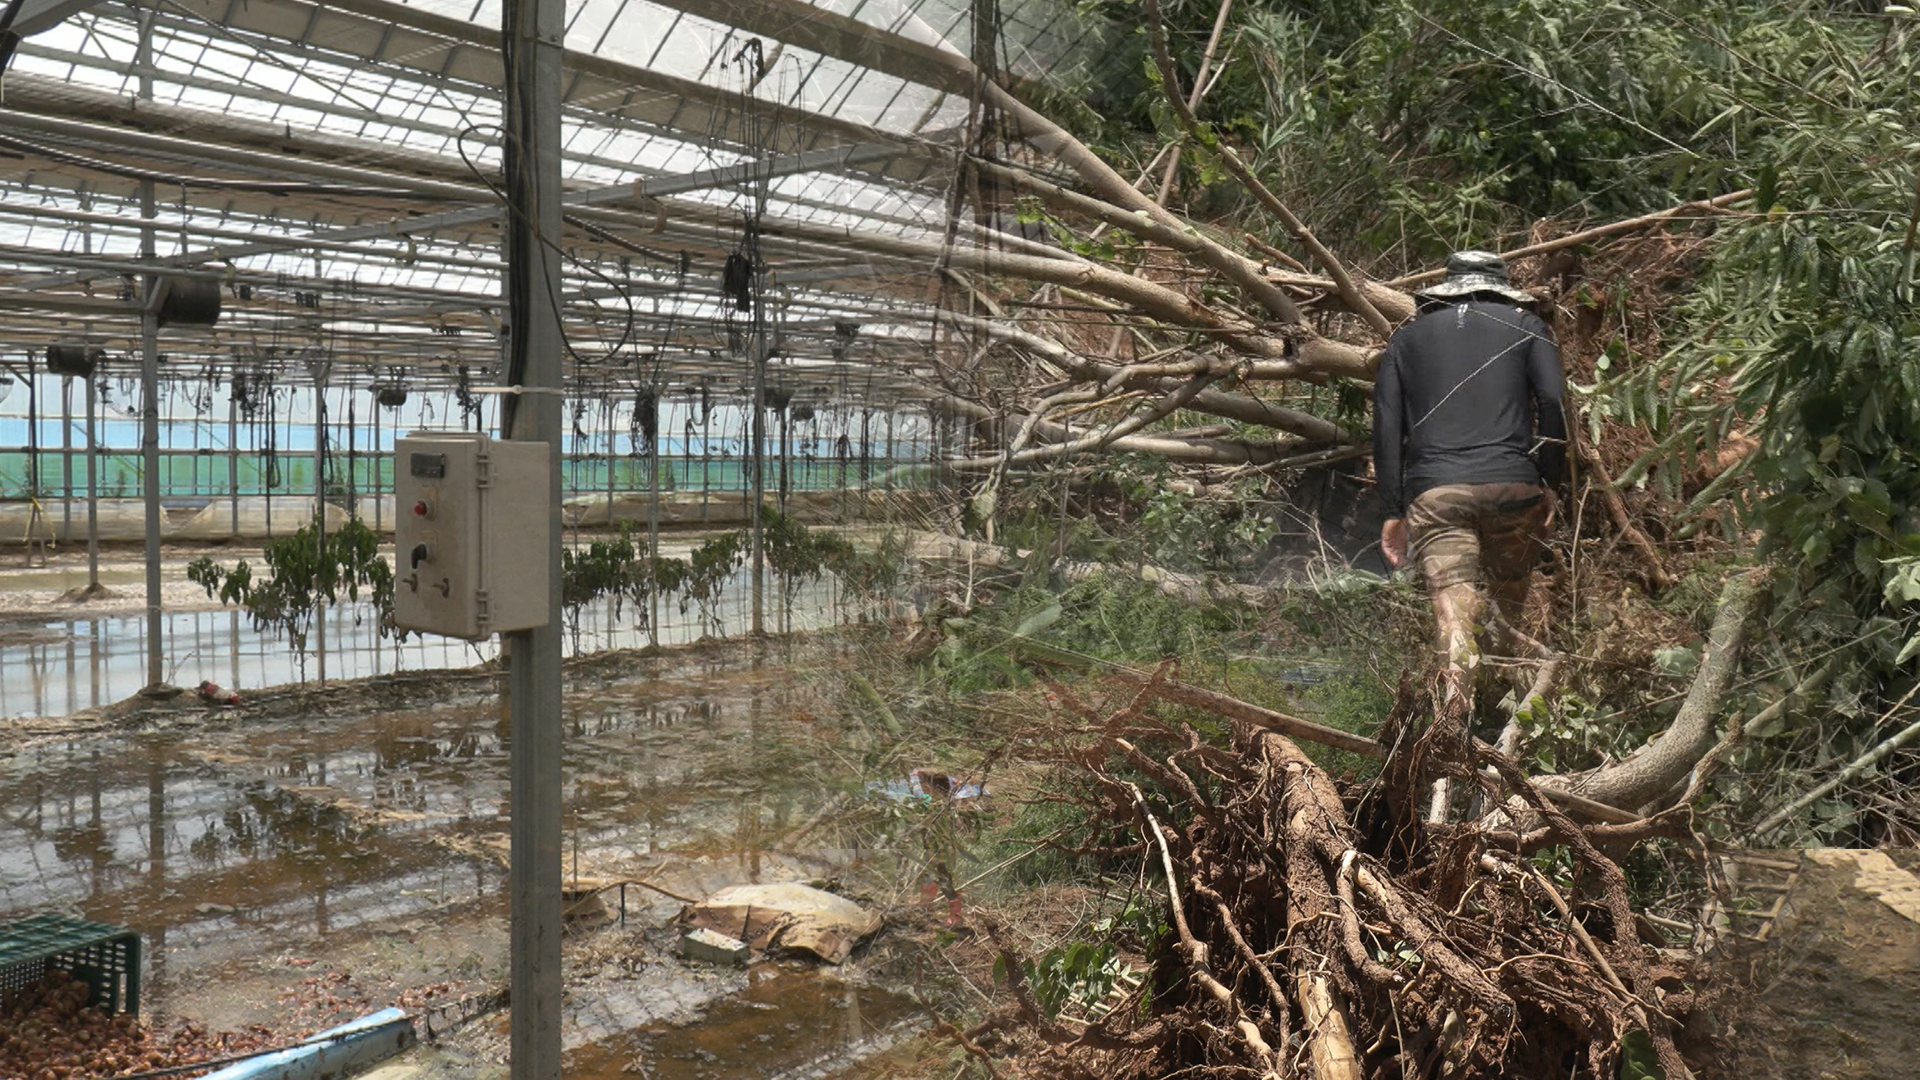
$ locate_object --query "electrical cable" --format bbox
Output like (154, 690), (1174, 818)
(562, 213), (683, 267)
(457, 121), (639, 379)
(499, 0), (532, 436)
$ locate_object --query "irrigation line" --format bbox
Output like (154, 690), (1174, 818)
(94, 982), (514, 1080)
(83, 1026), (374, 1080)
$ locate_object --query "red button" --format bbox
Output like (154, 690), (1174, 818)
(412, 500), (430, 517)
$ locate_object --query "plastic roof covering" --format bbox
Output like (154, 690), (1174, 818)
(0, 0), (1091, 403)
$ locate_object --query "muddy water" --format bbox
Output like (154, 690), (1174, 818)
(563, 966), (922, 1080)
(0, 634), (920, 1076)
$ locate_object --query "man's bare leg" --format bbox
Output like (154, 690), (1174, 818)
(1426, 580), (1485, 822)
(1432, 581), (1485, 692)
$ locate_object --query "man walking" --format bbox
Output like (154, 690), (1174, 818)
(1373, 250), (1566, 695)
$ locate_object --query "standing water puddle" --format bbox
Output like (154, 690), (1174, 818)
(0, 570), (846, 719)
(0, 634), (919, 1075)
(564, 967), (922, 1080)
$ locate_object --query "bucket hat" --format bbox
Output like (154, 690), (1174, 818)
(1416, 250), (1535, 305)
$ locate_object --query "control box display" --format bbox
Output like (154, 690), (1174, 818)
(392, 432), (550, 640)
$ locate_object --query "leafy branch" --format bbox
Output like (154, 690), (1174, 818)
(187, 516), (401, 659)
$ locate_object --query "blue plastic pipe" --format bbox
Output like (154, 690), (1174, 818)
(198, 1008), (416, 1080)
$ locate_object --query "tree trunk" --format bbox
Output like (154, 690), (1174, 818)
(1542, 570), (1764, 809)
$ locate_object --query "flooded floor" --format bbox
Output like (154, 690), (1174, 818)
(562, 966), (922, 1080)
(0, 567), (850, 720)
(0, 632), (927, 1079)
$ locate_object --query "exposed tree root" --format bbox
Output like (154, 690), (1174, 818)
(966, 670), (1713, 1079)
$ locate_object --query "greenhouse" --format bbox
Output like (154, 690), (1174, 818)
(3, 1), (1918, 1078)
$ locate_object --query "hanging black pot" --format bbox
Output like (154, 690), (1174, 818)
(157, 278), (222, 327)
(636, 388), (659, 444)
(721, 253), (754, 312)
(46, 345), (101, 379)
(790, 402), (815, 422)
(375, 385), (409, 408)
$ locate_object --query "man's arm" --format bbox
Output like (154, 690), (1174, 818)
(1373, 340), (1407, 517)
(1526, 316), (1568, 488)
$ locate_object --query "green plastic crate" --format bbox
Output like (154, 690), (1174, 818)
(0, 914), (141, 1016)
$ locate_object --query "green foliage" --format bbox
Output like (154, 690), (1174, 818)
(761, 507), (857, 595)
(833, 529), (907, 608)
(681, 529), (745, 633)
(929, 573), (1254, 694)
(994, 940), (1127, 1019)
(1511, 690), (1611, 775)
(970, 796), (1101, 891)
(560, 520), (690, 633)
(1594, 7), (1920, 695)
(1043, 574), (1248, 663)
(559, 511), (888, 637)
(188, 515), (399, 658)
(1618, 1028), (1665, 1080)
(1052, 0), (1765, 262)
(1000, 453), (1279, 576)
(1091, 893), (1168, 951)
(1293, 667), (1395, 777)
(190, 508), (888, 654)
(1135, 480), (1277, 574)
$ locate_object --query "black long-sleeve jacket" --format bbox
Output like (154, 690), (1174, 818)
(1371, 300), (1567, 518)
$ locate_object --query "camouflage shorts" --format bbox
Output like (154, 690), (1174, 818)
(1406, 483), (1550, 592)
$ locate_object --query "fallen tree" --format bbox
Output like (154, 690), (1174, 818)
(902, 2), (1920, 1073)
(895, 3), (1762, 643)
(905, 552), (1776, 1078)
(959, 669), (1710, 1079)
(911, 530), (1766, 818)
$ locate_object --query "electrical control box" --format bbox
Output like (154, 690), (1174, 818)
(393, 432), (551, 640)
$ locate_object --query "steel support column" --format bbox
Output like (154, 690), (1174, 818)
(227, 391), (239, 539)
(502, 0), (565, 1076)
(646, 386), (660, 648)
(313, 375), (327, 685)
(137, 10), (162, 690)
(749, 340), (767, 637)
(60, 378), (71, 541)
(139, 206), (163, 689)
(84, 376), (97, 588)
(372, 394), (383, 535)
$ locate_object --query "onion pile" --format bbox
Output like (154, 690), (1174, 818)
(0, 970), (273, 1079)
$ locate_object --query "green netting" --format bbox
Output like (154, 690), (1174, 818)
(0, 452), (919, 500)
(0, 914), (142, 1016)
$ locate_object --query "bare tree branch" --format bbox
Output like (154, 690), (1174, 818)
(1141, 0), (1396, 340)
(975, 81), (1307, 326)
(1750, 679), (1920, 839)
(1388, 190), (1756, 289)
